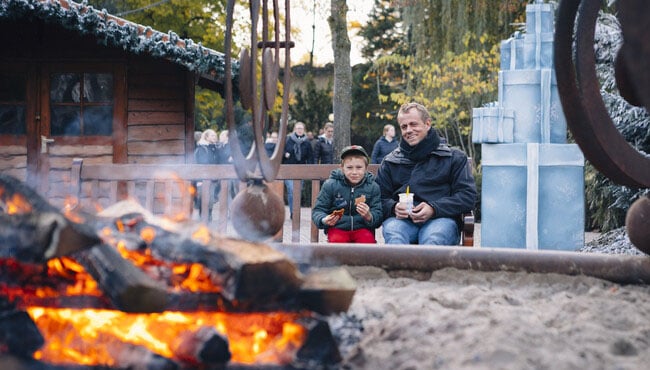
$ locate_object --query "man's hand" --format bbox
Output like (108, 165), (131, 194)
(410, 202), (434, 223)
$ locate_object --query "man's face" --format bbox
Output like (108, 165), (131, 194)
(294, 124), (305, 136)
(397, 108), (430, 146)
(324, 127), (334, 138)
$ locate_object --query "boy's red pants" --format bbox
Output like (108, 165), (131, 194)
(327, 227), (376, 243)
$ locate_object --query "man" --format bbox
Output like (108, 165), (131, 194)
(376, 102), (477, 245)
(283, 122), (314, 218)
(313, 122), (335, 164)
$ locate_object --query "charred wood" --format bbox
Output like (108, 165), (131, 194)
(170, 326), (230, 366)
(297, 267), (356, 315)
(294, 317), (342, 367)
(0, 213), (100, 263)
(0, 297), (44, 357)
(103, 211), (304, 305)
(73, 244), (168, 313)
(0, 174), (100, 262)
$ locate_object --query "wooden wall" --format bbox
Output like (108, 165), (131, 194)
(126, 57), (194, 165)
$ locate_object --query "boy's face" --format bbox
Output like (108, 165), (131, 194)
(341, 156), (368, 186)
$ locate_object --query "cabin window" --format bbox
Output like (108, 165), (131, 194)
(50, 72), (113, 136)
(0, 72), (26, 135)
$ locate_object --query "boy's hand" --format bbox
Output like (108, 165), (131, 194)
(356, 201), (372, 222)
(323, 213), (341, 226)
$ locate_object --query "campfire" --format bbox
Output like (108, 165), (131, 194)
(0, 174), (353, 369)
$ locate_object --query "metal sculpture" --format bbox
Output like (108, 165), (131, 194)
(554, 0), (649, 252)
(223, 0), (293, 240)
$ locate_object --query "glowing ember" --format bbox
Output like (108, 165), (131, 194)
(2, 192), (33, 214)
(27, 307), (306, 366)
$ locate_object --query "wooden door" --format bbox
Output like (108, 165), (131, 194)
(37, 63), (126, 207)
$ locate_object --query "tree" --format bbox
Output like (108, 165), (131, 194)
(328, 0), (352, 154)
(374, 33), (500, 159)
(288, 73), (332, 134)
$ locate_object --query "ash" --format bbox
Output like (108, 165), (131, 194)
(579, 227), (645, 256)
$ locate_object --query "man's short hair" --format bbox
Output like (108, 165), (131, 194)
(398, 102), (431, 122)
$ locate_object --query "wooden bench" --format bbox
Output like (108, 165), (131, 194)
(70, 159), (474, 245)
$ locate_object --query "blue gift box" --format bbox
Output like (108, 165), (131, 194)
(480, 143), (585, 251)
(471, 107), (515, 143)
(500, 35), (524, 71)
(498, 69), (567, 143)
(526, 2), (555, 35)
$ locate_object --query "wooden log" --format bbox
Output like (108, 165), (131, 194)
(73, 244), (168, 313)
(0, 212), (99, 263)
(0, 173), (101, 262)
(170, 326), (231, 366)
(298, 267), (357, 315)
(295, 317), (342, 366)
(97, 200), (304, 304)
(0, 298), (44, 358)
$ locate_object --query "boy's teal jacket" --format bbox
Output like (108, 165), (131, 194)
(312, 169), (383, 231)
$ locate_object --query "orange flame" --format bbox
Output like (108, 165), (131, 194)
(3, 192), (33, 214)
(27, 308), (306, 366)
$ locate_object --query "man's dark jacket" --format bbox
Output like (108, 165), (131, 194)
(376, 130), (477, 223)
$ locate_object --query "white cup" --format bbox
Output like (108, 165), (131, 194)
(398, 193), (414, 214)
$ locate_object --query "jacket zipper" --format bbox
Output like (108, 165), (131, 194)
(350, 187), (355, 230)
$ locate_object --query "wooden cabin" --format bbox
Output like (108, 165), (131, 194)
(0, 0), (232, 208)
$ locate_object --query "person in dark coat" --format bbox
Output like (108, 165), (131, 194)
(376, 102), (477, 245)
(371, 124), (398, 164)
(193, 129), (221, 220)
(283, 122), (314, 218)
(313, 122), (335, 164)
(312, 145), (382, 243)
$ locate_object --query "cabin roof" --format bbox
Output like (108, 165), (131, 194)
(0, 0), (237, 90)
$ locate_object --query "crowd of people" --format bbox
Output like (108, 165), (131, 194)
(194, 101), (477, 245)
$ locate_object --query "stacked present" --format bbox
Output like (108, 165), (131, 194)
(472, 1), (585, 250)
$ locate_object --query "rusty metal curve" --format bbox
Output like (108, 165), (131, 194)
(554, 0), (650, 188)
(224, 0), (291, 182)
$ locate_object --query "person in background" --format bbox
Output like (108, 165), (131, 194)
(371, 124), (398, 164)
(217, 129), (238, 200)
(313, 122), (335, 164)
(376, 102), (477, 245)
(283, 122), (314, 219)
(193, 129), (220, 221)
(265, 131), (279, 157)
(312, 145), (382, 243)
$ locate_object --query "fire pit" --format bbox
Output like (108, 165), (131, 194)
(0, 174), (351, 369)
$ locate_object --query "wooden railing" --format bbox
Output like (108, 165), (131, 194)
(70, 159), (473, 245)
(70, 158), (379, 242)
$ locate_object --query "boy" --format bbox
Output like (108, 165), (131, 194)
(312, 145), (383, 243)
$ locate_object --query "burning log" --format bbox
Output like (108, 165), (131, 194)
(0, 297), (44, 358)
(0, 212), (100, 263)
(147, 227), (303, 304)
(170, 326), (231, 366)
(0, 174), (100, 262)
(98, 201), (304, 305)
(73, 244), (168, 313)
(298, 267), (357, 315)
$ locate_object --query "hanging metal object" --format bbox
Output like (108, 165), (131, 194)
(554, 0), (650, 253)
(223, 0), (293, 240)
(224, 0), (293, 182)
